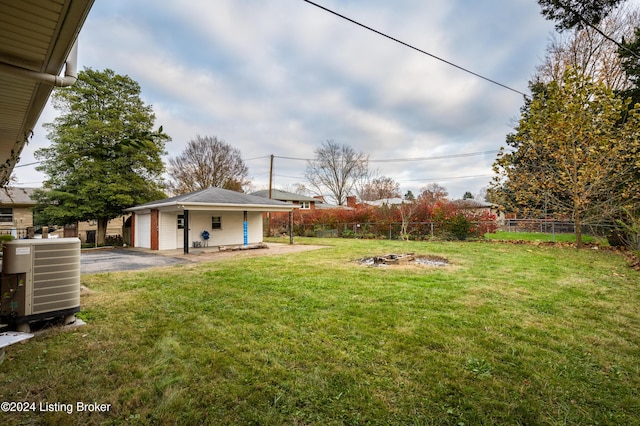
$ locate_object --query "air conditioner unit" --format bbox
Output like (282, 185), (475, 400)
(1, 238), (81, 332)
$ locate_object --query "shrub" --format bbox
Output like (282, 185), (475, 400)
(446, 213), (473, 240)
(105, 235), (124, 247)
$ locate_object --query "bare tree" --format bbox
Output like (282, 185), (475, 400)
(535, 4), (640, 91)
(281, 183), (311, 196)
(399, 200), (419, 241)
(305, 140), (369, 205)
(167, 135), (249, 195)
(358, 175), (401, 201)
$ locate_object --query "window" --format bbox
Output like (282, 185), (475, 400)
(177, 214), (184, 229)
(211, 216), (222, 230)
(299, 201), (311, 210)
(0, 208), (13, 223)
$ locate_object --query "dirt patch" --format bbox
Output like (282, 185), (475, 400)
(356, 253), (449, 268)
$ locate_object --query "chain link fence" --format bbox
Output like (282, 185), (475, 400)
(499, 219), (614, 237)
(273, 219), (619, 242)
(286, 221), (497, 240)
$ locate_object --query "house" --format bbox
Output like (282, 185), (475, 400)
(451, 199), (505, 223)
(62, 217), (130, 244)
(124, 187), (295, 253)
(0, 188), (37, 237)
(0, 187), (127, 242)
(366, 197), (406, 207)
(250, 189), (320, 210)
(313, 195), (357, 210)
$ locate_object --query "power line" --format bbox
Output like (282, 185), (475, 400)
(400, 174), (493, 182)
(273, 150), (499, 163)
(301, 0), (527, 96)
(14, 161), (40, 168)
(370, 150), (499, 163)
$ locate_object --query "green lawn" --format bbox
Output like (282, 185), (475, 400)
(485, 230), (604, 244)
(1, 238), (639, 425)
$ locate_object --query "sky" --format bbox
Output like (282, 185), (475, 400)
(13, 0), (558, 200)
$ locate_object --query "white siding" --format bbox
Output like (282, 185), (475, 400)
(135, 213), (151, 248)
(247, 211), (264, 243)
(186, 211), (264, 248)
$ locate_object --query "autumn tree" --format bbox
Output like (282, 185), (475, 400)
(492, 69), (640, 247)
(305, 140), (369, 205)
(167, 135), (249, 195)
(358, 175), (401, 201)
(34, 68), (169, 245)
(418, 183), (449, 205)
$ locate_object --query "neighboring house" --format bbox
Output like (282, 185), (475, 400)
(451, 199), (505, 223)
(62, 217), (130, 244)
(366, 197), (406, 207)
(124, 187), (294, 252)
(313, 195), (357, 210)
(0, 187), (128, 242)
(251, 189), (320, 210)
(0, 188), (37, 236)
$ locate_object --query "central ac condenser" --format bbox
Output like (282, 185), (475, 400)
(1, 238), (81, 331)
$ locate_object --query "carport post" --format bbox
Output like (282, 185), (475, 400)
(289, 210), (293, 245)
(183, 209), (189, 254)
(243, 211), (248, 246)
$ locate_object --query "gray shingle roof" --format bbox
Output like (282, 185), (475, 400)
(451, 199), (497, 209)
(0, 187), (37, 205)
(251, 189), (320, 203)
(127, 187), (293, 211)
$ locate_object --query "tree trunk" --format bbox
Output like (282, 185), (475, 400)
(574, 211), (583, 249)
(97, 218), (108, 246)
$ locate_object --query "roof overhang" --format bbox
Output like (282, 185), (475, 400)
(0, 0), (95, 186)
(125, 202), (295, 214)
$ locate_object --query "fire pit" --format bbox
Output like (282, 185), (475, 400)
(356, 253), (449, 267)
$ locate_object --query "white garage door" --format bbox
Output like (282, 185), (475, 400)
(135, 213), (151, 248)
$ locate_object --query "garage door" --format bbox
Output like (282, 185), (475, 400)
(135, 213), (151, 248)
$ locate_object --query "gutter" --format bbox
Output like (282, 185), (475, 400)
(0, 40), (78, 87)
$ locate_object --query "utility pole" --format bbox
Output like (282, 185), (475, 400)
(269, 154), (274, 199)
(268, 154), (274, 236)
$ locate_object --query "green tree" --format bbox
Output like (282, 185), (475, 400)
(34, 68), (169, 245)
(492, 69), (640, 247)
(538, 0), (627, 31)
(619, 26), (640, 102)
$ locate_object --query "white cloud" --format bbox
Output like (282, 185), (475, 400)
(13, 0), (557, 198)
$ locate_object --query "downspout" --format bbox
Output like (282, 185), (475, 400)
(0, 40), (78, 87)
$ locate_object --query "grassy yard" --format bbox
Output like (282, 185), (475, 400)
(485, 230), (604, 244)
(1, 238), (639, 425)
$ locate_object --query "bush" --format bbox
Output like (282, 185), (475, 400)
(446, 214), (473, 240)
(105, 235), (124, 246)
(0, 234), (15, 242)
